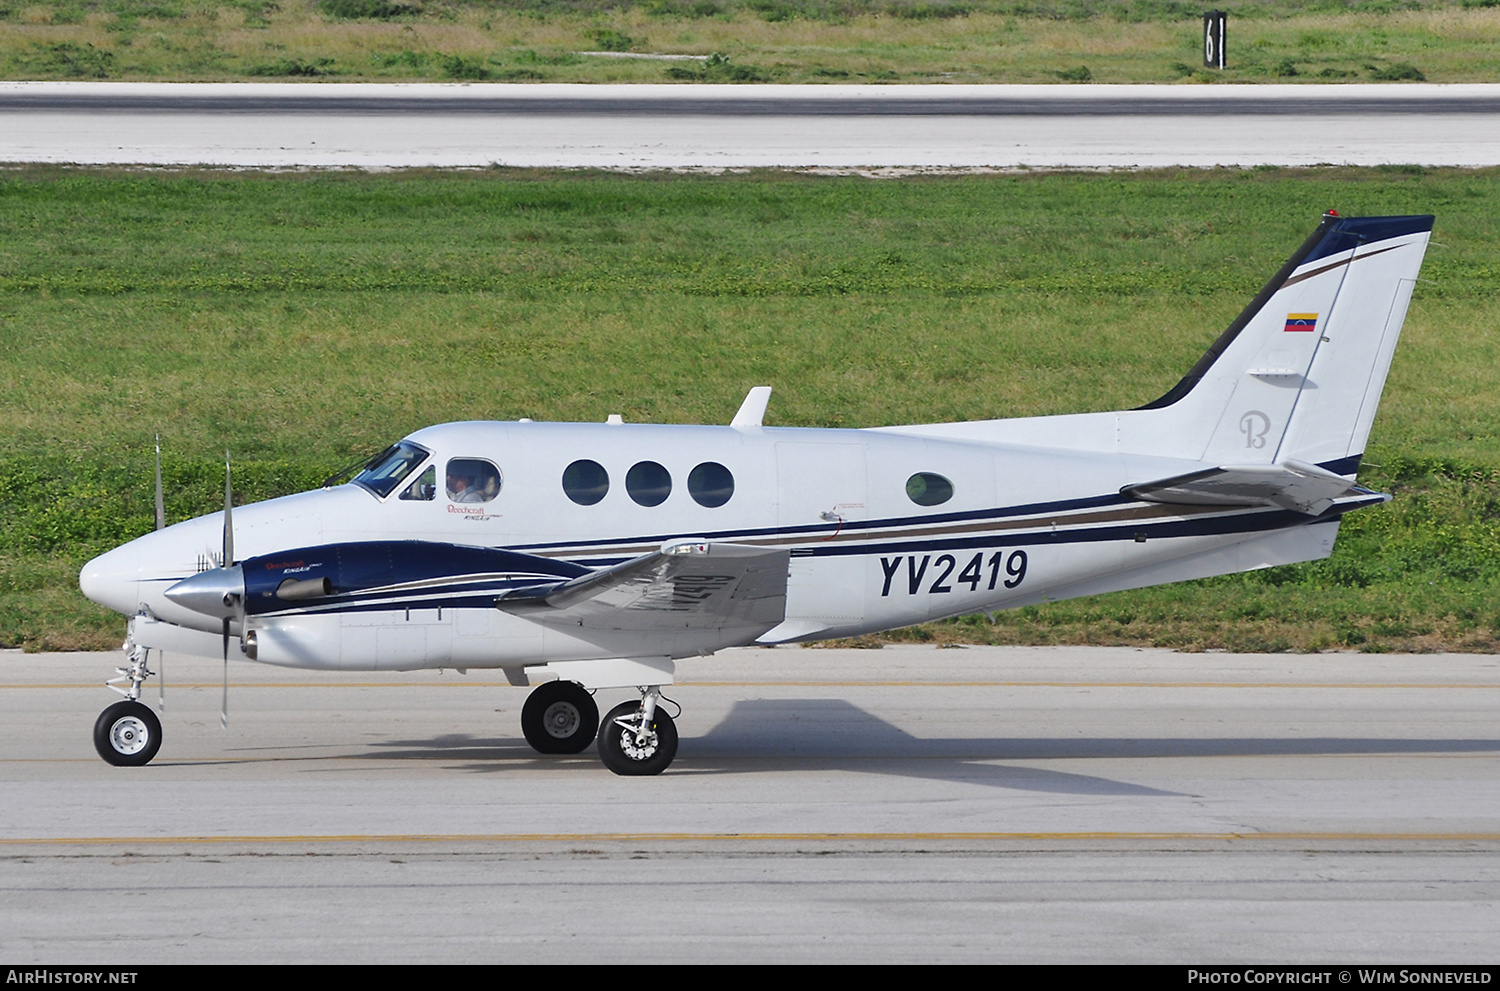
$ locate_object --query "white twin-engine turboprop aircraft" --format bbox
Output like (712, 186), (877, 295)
(80, 212), (1432, 774)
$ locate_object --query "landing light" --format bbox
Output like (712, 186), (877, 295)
(663, 541), (709, 555)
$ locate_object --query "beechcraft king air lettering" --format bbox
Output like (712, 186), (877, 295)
(79, 213), (1433, 775)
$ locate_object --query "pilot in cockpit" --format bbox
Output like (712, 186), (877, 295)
(447, 470), (487, 503)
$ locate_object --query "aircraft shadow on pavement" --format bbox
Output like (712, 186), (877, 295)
(366, 725), (1171, 796)
(363, 698), (1498, 793)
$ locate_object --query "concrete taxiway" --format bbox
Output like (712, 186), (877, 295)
(4, 82), (1500, 168)
(2, 644), (1497, 963)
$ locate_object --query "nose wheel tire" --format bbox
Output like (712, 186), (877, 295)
(598, 701), (678, 776)
(521, 680), (599, 755)
(93, 700), (162, 767)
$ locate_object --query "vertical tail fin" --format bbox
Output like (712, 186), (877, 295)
(1121, 213), (1433, 473)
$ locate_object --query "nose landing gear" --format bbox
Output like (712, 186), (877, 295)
(94, 642), (161, 766)
(94, 700), (162, 767)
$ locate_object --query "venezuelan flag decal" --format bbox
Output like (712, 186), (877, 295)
(1284, 313), (1318, 332)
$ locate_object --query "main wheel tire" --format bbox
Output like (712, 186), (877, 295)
(520, 680), (599, 755)
(93, 700), (162, 767)
(598, 701), (678, 776)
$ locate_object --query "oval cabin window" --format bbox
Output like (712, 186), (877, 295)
(562, 459), (610, 506)
(688, 462), (735, 508)
(626, 461), (672, 507)
(906, 472), (954, 507)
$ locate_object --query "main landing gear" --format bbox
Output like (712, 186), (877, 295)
(520, 680), (599, 754)
(597, 687), (678, 777)
(94, 644), (162, 767)
(519, 681), (679, 775)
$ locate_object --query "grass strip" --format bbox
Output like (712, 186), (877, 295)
(0, 164), (1495, 652)
(1, 0), (1498, 83)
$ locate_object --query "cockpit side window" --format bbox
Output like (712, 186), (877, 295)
(446, 458), (502, 504)
(399, 465), (436, 502)
(353, 442), (430, 499)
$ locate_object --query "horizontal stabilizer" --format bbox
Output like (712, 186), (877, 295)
(1122, 460), (1386, 516)
(498, 540), (790, 633)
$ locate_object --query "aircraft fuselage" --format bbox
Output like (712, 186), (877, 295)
(82, 419), (1356, 672)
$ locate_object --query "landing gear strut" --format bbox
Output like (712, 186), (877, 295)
(598, 686), (678, 776)
(94, 643), (161, 766)
(521, 680), (599, 754)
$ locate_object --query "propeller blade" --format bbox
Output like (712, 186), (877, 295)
(218, 451), (244, 729)
(154, 435), (165, 532)
(222, 451), (234, 567)
(156, 649), (165, 712)
(220, 450), (251, 661)
(221, 618), (230, 730)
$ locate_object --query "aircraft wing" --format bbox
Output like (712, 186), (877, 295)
(1122, 459), (1386, 516)
(497, 540), (790, 633)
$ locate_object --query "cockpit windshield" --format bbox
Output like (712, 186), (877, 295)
(352, 441), (430, 499)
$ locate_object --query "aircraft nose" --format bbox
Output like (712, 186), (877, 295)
(79, 543), (143, 615)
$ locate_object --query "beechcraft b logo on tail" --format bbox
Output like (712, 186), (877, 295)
(1240, 410), (1271, 448)
(1284, 313), (1318, 332)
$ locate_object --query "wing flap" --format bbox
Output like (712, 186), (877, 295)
(1122, 459), (1383, 515)
(498, 540), (790, 633)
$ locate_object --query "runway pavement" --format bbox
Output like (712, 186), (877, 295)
(4, 82), (1500, 168)
(2, 644), (1497, 963)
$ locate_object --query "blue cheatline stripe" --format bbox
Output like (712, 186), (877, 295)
(504, 492), (1134, 553)
(570, 501), (1353, 570)
(267, 592), (519, 618)
(800, 502), (1356, 559)
(249, 572), (561, 611)
(254, 507), (1359, 619)
(240, 539), (590, 616)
